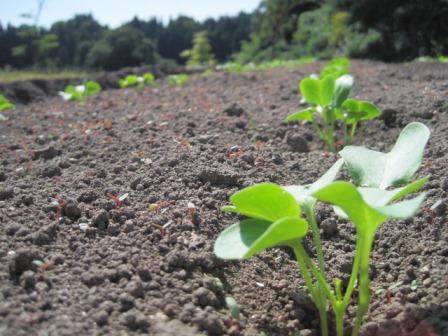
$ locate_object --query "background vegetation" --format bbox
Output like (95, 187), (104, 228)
(0, 0), (447, 71)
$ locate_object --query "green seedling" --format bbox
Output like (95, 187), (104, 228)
(119, 73), (156, 90)
(167, 74), (189, 86)
(0, 94), (15, 121)
(59, 81), (101, 103)
(286, 60), (381, 152)
(320, 57), (350, 78)
(214, 122), (430, 336)
(225, 297), (241, 319)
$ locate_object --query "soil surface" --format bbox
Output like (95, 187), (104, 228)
(0, 61), (447, 336)
(0, 64), (198, 105)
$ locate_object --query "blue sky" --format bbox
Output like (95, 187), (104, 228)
(0, 0), (260, 27)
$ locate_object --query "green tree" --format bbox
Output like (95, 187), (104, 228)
(181, 31), (216, 67)
(86, 26), (157, 70)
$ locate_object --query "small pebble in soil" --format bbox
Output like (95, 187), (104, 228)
(285, 132), (309, 153)
(223, 103), (245, 117)
(0, 188), (14, 200)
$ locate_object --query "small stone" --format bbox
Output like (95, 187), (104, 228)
(119, 293), (135, 311)
(92, 210), (109, 230)
(193, 287), (219, 308)
(321, 218), (338, 236)
(20, 270), (36, 289)
(107, 222), (120, 236)
(77, 190), (99, 203)
(271, 153), (283, 164)
(120, 310), (150, 331)
(0, 188), (14, 200)
(64, 200), (81, 220)
(126, 279), (145, 298)
(285, 132), (309, 153)
(8, 249), (40, 278)
(40, 165), (62, 178)
(34, 146), (61, 160)
(223, 103), (244, 117)
(21, 195), (34, 206)
(93, 310), (109, 326)
(381, 108), (398, 127)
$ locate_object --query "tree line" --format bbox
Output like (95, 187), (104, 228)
(0, 13), (252, 71)
(1, 0), (447, 71)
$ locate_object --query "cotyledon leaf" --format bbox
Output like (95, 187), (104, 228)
(214, 217), (308, 260)
(222, 183), (300, 221)
(283, 159), (344, 207)
(332, 177), (428, 219)
(313, 181), (427, 233)
(340, 122), (430, 189)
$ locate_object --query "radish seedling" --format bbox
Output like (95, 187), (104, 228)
(59, 81), (101, 103)
(0, 94), (15, 121)
(119, 73), (156, 90)
(214, 122), (430, 336)
(167, 74), (189, 86)
(215, 160), (344, 336)
(286, 61), (380, 152)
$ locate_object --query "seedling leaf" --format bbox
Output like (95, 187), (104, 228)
(342, 99), (381, 124)
(300, 75), (335, 107)
(340, 122), (430, 189)
(285, 107), (315, 122)
(222, 183), (300, 221)
(313, 181), (427, 232)
(214, 217), (308, 260)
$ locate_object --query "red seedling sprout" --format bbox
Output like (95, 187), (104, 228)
(106, 192), (128, 207)
(51, 197), (66, 221)
(150, 223), (166, 237)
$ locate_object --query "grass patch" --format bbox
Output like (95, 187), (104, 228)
(0, 70), (91, 83)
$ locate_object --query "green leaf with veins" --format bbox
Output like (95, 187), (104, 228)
(222, 183), (300, 221)
(285, 107), (315, 122)
(313, 181), (426, 233)
(342, 99), (381, 124)
(340, 122), (430, 189)
(214, 217), (308, 260)
(300, 75), (335, 107)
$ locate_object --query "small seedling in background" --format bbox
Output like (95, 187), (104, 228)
(59, 81), (101, 103)
(118, 73), (156, 90)
(0, 94), (15, 121)
(167, 74), (189, 86)
(214, 122), (430, 336)
(285, 59), (381, 152)
(225, 296), (241, 319)
(320, 57), (350, 78)
(106, 192), (128, 207)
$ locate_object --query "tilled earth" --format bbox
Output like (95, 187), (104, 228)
(0, 61), (447, 336)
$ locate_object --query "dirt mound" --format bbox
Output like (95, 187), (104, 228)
(0, 60), (446, 336)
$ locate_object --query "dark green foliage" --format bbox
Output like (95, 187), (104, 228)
(0, 12), (252, 70)
(86, 27), (157, 71)
(236, 0), (448, 62)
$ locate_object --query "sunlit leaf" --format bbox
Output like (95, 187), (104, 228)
(340, 122), (430, 188)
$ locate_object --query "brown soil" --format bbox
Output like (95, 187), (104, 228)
(0, 60), (447, 336)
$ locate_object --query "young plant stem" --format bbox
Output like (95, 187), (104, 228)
(343, 121), (352, 145)
(350, 122), (358, 140)
(292, 242), (330, 336)
(351, 233), (375, 336)
(303, 204), (328, 336)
